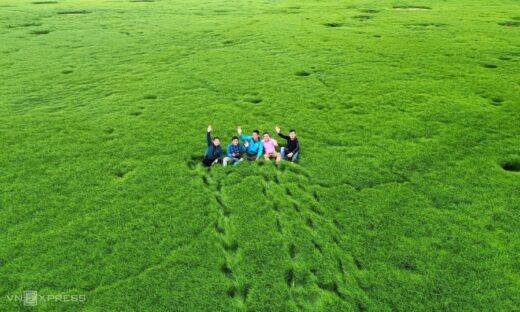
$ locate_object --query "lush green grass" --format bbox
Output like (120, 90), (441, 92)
(1, 0), (519, 310)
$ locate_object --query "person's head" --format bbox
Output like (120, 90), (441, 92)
(231, 136), (239, 146)
(289, 129), (296, 140)
(263, 132), (270, 141)
(252, 130), (260, 141)
(213, 137), (221, 146)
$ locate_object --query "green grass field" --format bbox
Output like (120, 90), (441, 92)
(1, 0), (519, 310)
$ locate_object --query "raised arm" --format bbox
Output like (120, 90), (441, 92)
(206, 125), (212, 146)
(278, 132), (289, 140)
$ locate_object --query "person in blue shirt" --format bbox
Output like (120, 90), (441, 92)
(237, 127), (263, 161)
(223, 136), (248, 167)
(202, 125), (222, 166)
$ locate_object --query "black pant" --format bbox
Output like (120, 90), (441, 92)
(246, 153), (257, 161)
(202, 158), (218, 167)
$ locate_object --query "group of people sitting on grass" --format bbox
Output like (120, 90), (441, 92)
(202, 125), (300, 167)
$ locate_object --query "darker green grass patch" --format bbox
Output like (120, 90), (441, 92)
(498, 21), (520, 27)
(187, 155), (203, 169)
(501, 161), (520, 172)
(481, 94), (504, 105)
(30, 29), (50, 35)
(361, 9), (380, 13)
(352, 15), (372, 21)
(490, 96), (503, 105)
(284, 268), (296, 287)
(114, 169), (127, 178)
(406, 22), (446, 28)
(22, 22), (42, 27)
(393, 5), (431, 10)
(57, 10), (91, 15)
(316, 280), (343, 298)
(143, 94), (157, 100)
(247, 97), (262, 104)
(129, 0), (155, 2)
(323, 22), (343, 28)
(482, 63), (497, 69)
(295, 70), (311, 77)
(33, 1), (58, 4)
(61, 69), (73, 74)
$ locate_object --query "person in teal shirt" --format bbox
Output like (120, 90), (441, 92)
(237, 127), (263, 160)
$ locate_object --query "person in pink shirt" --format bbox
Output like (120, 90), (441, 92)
(262, 132), (281, 163)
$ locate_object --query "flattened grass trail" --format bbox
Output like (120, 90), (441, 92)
(1, 0), (519, 310)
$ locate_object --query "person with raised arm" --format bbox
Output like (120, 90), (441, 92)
(237, 127), (263, 161)
(202, 125), (222, 166)
(275, 126), (300, 162)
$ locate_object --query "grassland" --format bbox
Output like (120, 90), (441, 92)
(0, 0), (519, 310)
